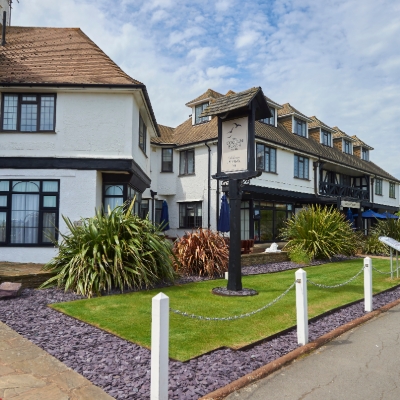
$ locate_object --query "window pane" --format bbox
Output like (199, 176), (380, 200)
(21, 103), (38, 131)
(0, 196), (7, 207)
(256, 144), (264, 170)
(187, 151), (194, 174)
(40, 96), (55, 130)
(270, 148), (276, 172)
(162, 148), (173, 171)
(104, 197), (123, 212)
(43, 212), (56, 243)
(105, 185), (123, 196)
(0, 212), (6, 242)
(0, 181), (9, 191)
(294, 155), (299, 177)
(11, 194), (40, 243)
(179, 153), (186, 175)
(43, 196), (57, 207)
(3, 95), (18, 130)
(304, 158), (309, 179)
(12, 181), (40, 192)
(42, 181), (58, 192)
(22, 96), (37, 101)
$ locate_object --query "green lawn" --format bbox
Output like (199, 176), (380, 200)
(51, 258), (400, 361)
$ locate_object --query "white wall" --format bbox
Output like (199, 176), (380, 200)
(253, 147), (315, 194)
(0, 168), (100, 263)
(0, 90), (151, 179)
(375, 180), (399, 208)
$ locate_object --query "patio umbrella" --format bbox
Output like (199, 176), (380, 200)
(362, 209), (386, 219)
(159, 200), (170, 231)
(382, 211), (399, 219)
(218, 195), (230, 233)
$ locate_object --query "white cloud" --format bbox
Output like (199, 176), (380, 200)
(10, 0), (400, 178)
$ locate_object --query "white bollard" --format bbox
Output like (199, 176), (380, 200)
(364, 257), (373, 312)
(151, 293), (169, 400)
(296, 268), (308, 345)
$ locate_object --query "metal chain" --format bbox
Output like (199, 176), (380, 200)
(307, 265), (365, 289)
(169, 281), (296, 321)
(371, 265), (397, 275)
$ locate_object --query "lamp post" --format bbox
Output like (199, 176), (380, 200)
(201, 87), (272, 291)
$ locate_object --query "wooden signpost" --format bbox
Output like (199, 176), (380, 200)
(201, 87), (271, 291)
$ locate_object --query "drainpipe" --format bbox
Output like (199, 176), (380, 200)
(150, 190), (157, 224)
(370, 177), (374, 205)
(313, 161), (319, 197)
(205, 142), (211, 229)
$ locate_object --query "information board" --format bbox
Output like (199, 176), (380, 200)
(379, 236), (400, 252)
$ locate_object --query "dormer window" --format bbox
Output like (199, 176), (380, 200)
(260, 107), (275, 125)
(293, 117), (307, 137)
(362, 148), (369, 161)
(343, 139), (352, 154)
(321, 130), (332, 146)
(195, 103), (209, 124)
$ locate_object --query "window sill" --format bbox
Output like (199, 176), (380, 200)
(161, 171), (174, 173)
(375, 194), (383, 196)
(178, 173), (195, 177)
(259, 171), (278, 175)
(294, 177), (311, 181)
(0, 243), (57, 247)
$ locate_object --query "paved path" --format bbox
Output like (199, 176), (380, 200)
(227, 304), (400, 400)
(0, 322), (114, 400)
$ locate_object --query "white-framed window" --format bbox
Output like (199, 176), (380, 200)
(389, 182), (396, 199)
(0, 180), (59, 245)
(256, 144), (276, 172)
(139, 114), (147, 154)
(1, 93), (56, 132)
(294, 155), (309, 179)
(179, 202), (202, 228)
(293, 117), (307, 137)
(343, 139), (352, 154)
(321, 130), (332, 146)
(260, 107), (275, 125)
(362, 148), (369, 161)
(375, 179), (383, 195)
(195, 103), (209, 124)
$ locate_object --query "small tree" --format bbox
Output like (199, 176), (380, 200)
(41, 202), (175, 297)
(280, 205), (359, 261)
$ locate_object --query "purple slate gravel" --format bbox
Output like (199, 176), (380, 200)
(0, 258), (399, 400)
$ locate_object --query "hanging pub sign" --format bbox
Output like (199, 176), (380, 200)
(221, 116), (249, 173)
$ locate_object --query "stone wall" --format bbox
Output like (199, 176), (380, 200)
(241, 251), (289, 266)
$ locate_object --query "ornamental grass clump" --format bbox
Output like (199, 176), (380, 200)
(41, 201), (175, 297)
(280, 205), (359, 261)
(362, 218), (400, 255)
(172, 228), (229, 277)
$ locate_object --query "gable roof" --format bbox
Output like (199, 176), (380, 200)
(152, 125), (175, 144)
(308, 116), (334, 131)
(278, 103), (312, 121)
(351, 135), (374, 150)
(185, 89), (223, 107)
(0, 26), (141, 85)
(332, 126), (356, 142)
(0, 26), (161, 136)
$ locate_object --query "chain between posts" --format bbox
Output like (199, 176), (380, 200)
(371, 265), (397, 275)
(307, 265), (365, 289)
(169, 281), (296, 321)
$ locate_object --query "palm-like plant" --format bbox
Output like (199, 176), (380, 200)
(280, 205), (359, 260)
(41, 201), (175, 297)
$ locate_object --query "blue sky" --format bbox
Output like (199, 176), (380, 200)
(11, 0), (400, 178)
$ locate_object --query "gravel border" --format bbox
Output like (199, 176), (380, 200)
(0, 257), (398, 400)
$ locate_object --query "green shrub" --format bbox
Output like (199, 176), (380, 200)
(41, 202), (175, 297)
(280, 205), (358, 260)
(287, 244), (312, 264)
(361, 218), (400, 255)
(172, 228), (229, 277)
